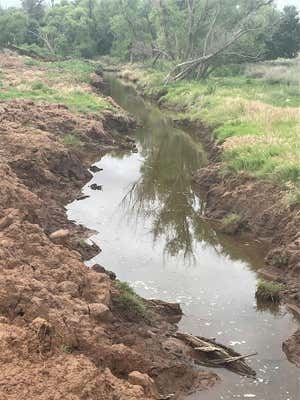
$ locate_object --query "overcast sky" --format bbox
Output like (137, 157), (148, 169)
(0, 0), (300, 9)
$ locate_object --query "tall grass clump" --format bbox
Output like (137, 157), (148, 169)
(255, 280), (282, 303)
(114, 281), (146, 320)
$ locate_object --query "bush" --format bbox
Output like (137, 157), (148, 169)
(114, 281), (146, 320)
(255, 280), (282, 303)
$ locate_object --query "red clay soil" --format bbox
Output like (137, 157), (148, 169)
(0, 98), (219, 399)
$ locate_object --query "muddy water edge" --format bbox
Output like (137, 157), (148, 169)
(67, 75), (299, 399)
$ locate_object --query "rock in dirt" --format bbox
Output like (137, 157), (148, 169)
(92, 264), (116, 280)
(283, 329), (300, 367)
(89, 303), (113, 322)
(128, 371), (158, 397)
(49, 229), (70, 241)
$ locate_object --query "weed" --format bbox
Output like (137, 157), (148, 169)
(271, 254), (289, 267)
(61, 344), (73, 354)
(220, 213), (242, 234)
(63, 133), (83, 148)
(287, 188), (300, 206)
(255, 280), (282, 303)
(31, 80), (49, 91)
(24, 58), (40, 67)
(114, 281), (146, 320)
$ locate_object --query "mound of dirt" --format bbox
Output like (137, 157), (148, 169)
(283, 329), (300, 367)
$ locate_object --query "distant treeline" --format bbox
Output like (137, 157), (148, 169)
(0, 0), (300, 80)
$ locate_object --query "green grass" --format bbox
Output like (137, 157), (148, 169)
(221, 213), (241, 226)
(45, 59), (97, 84)
(255, 280), (282, 303)
(114, 281), (146, 320)
(0, 57), (113, 114)
(0, 80), (111, 113)
(215, 121), (262, 142)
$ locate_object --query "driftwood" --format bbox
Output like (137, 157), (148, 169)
(175, 332), (257, 376)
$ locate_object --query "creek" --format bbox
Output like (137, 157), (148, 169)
(67, 75), (299, 400)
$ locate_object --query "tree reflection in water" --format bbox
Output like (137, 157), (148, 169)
(107, 75), (267, 266)
(120, 114), (212, 259)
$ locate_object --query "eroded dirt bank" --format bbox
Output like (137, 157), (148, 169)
(0, 55), (224, 400)
(107, 65), (300, 368)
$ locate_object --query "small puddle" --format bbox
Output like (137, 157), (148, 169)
(67, 76), (299, 399)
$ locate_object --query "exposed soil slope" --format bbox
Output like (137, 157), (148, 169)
(0, 55), (220, 399)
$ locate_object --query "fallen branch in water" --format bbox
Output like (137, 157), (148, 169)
(174, 332), (257, 376)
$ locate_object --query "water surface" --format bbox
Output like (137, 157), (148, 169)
(68, 76), (299, 400)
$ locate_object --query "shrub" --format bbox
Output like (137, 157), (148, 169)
(31, 80), (47, 90)
(255, 280), (282, 303)
(114, 281), (146, 320)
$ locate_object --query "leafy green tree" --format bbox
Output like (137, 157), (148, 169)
(265, 6), (300, 59)
(22, 0), (45, 21)
(42, 1), (97, 57)
(0, 8), (28, 47)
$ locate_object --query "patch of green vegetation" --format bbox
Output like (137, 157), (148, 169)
(61, 344), (73, 354)
(63, 133), (83, 148)
(221, 213), (241, 226)
(255, 280), (282, 303)
(215, 121), (261, 142)
(31, 80), (51, 91)
(220, 213), (242, 234)
(114, 281), (146, 320)
(45, 59), (96, 84)
(0, 85), (111, 113)
(287, 188), (300, 206)
(24, 58), (41, 67)
(271, 253), (289, 267)
(19, 43), (55, 60)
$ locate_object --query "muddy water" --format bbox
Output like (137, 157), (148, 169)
(67, 76), (299, 399)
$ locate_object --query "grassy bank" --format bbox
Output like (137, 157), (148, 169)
(0, 56), (112, 113)
(116, 58), (300, 202)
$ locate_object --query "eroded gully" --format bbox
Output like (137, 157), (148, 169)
(67, 75), (299, 399)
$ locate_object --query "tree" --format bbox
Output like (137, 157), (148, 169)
(0, 8), (28, 47)
(265, 6), (300, 59)
(163, 0), (275, 82)
(22, 0), (45, 21)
